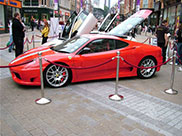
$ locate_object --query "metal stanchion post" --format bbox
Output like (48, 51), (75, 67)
(164, 50), (178, 95)
(167, 41), (171, 61)
(35, 52), (51, 105)
(33, 34), (35, 48)
(109, 51), (124, 101)
(149, 37), (151, 44)
(26, 38), (29, 51)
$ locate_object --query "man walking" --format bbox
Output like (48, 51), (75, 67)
(156, 20), (169, 63)
(12, 12), (25, 57)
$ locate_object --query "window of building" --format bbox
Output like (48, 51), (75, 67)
(177, 4), (181, 16)
(32, 0), (39, 6)
(143, 0), (148, 8)
(24, 0), (38, 6)
(0, 5), (5, 30)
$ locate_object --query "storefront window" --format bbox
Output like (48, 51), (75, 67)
(177, 4), (181, 16)
(0, 5), (5, 30)
(163, 8), (167, 20)
(24, 0), (30, 6)
(24, 0), (38, 6)
(168, 6), (176, 34)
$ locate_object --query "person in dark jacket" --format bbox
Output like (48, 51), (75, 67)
(156, 20), (169, 63)
(175, 23), (182, 71)
(12, 12), (25, 57)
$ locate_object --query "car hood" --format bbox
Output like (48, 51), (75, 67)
(42, 38), (64, 47)
(109, 10), (152, 36)
(9, 46), (56, 65)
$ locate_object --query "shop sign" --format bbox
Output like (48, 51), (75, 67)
(0, 0), (6, 5)
(0, 0), (21, 8)
(54, 10), (62, 15)
(8, 0), (21, 8)
(65, 12), (70, 16)
(24, 9), (38, 13)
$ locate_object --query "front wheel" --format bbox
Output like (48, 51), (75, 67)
(44, 64), (71, 88)
(137, 57), (157, 79)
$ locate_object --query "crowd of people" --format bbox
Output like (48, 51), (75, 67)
(7, 12), (66, 57)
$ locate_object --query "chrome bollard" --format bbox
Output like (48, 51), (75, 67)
(35, 52), (51, 105)
(164, 50), (178, 95)
(109, 51), (124, 101)
(26, 38), (29, 51)
(33, 34), (35, 48)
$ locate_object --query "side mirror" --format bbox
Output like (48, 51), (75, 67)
(79, 47), (91, 54)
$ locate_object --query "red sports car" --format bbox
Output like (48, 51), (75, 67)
(9, 34), (162, 88)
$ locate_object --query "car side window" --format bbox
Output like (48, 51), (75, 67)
(115, 40), (128, 49)
(83, 39), (115, 54)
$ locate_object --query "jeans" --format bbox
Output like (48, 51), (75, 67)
(176, 42), (182, 64)
(8, 35), (14, 51)
(157, 42), (167, 63)
(42, 36), (48, 45)
(13, 37), (24, 57)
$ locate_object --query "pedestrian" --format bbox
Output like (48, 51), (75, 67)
(58, 21), (64, 38)
(8, 19), (14, 52)
(12, 12), (25, 57)
(144, 25), (148, 36)
(175, 23), (182, 71)
(30, 16), (35, 31)
(41, 21), (49, 44)
(156, 20), (170, 63)
(37, 19), (41, 30)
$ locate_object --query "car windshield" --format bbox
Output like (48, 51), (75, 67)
(51, 36), (89, 53)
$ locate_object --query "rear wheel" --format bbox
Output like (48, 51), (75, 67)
(44, 64), (71, 88)
(137, 57), (156, 79)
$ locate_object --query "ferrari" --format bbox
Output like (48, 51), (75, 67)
(9, 10), (163, 88)
(9, 33), (162, 88)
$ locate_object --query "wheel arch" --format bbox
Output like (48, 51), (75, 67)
(138, 55), (157, 66)
(43, 61), (73, 86)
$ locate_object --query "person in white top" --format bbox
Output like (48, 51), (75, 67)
(8, 19), (14, 52)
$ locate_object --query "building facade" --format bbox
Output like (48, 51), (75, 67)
(22, 0), (54, 25)
(136, 0), (181, 35)
(57, 0), (71, 22)
(0, 0), (22, 33)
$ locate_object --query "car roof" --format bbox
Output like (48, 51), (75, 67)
(81, 33), (125, 41)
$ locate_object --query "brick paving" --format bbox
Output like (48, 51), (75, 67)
(68, 82), (182, 136)
(0, 31), (182, 136)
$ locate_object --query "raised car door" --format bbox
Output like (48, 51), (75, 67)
(109, 10), (152, 36)
(98, 13), (119, 32)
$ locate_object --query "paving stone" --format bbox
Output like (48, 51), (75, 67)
(69, 83), (182, 136)
(42, 126), (58, 136)
(119, 129), (133, 136)
(131, 128), (148, 136)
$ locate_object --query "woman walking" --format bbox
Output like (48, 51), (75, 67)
(41, 21), (49, 44)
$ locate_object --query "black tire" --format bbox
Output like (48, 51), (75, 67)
(137, 57), (157, 79)
(43, 64), (71, 88)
